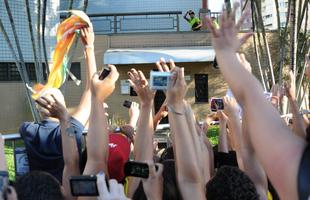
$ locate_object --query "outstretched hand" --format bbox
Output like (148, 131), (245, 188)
(91, 65), (119, 102)
(205, 2), (253, 52)
(223, 96), (239, 118)
(128, 69), (155, 106)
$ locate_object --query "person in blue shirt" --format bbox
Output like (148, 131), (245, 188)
(19, 26), (97, 183)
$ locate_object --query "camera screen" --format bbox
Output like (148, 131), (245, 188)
(71, 180), (98, 196)
(153, 76), (168, 87)
(211, 98), (224, 111)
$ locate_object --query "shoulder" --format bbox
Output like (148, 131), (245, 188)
(19, 121), (37, 134)
(70, 117), (85, 134)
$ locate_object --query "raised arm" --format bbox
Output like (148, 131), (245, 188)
(83, 65), (119, 176)
(167, 67), (205, 200)
(36, 95), (80, 200)
(206, 4), (307, 199)
(153, 99), (168, 130)
(71, 26), (97, 126)
(285, 71), (307, 138)
(183, 11), (190, 22)
(128, 102), (140, 128)
(127, 69), (155, 197)
(217, 111), (229, 153)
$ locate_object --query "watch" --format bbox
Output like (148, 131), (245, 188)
(66, 126), (76, 137)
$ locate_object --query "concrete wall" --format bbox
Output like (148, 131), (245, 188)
(0, 31), (264, 133)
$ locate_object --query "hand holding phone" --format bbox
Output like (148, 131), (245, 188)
(123, 100), (132, 109)
(70, 175), (99, 196)
(210, 98), (224, 112)
(99, 67), (111, 80)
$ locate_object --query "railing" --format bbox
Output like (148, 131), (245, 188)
(60, 11), (182, 34)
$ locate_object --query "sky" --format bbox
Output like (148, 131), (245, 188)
(209, 0), (225, 12)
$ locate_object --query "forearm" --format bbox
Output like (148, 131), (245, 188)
(153, 112), (163, 130)
(218, 122), (229, 153)
(134, 103), (154, 161)
(72, 48), (97, 126)
(85, 95), (109, 174)
(288, 98), (307, 138)
(169, 103), (201, 182)
(60, 116), (79, 167)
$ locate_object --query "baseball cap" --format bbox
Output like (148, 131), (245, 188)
(108, 133), (131, 182)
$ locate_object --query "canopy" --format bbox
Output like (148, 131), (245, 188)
(103, 46), (215, 65)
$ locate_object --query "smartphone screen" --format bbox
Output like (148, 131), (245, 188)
(124, 161), (149, 178)
(210, 98), (224, 112)
(99, 68), (110, 80)
(70, 175), (99, 196)
(123, 100), (132, 109)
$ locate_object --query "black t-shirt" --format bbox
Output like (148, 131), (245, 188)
(298, 144), (310, 200)
(19, 118), (84, 183)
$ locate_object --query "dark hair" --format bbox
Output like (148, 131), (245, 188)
(14, 171), (64, 200)
(133, 160), (181, 200)
(206, 166), (259, 200)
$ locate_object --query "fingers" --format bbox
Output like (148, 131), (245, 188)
(239, 32), (253, 46)
(236, 8), (251, 30)
(156, 58), (174, 72)
(176, 67), (185, 85)
(169, 59), (176, 70)
(155, 163), (164, 176)
(107, 65), (119, 81)
(146, 161), (156, 178)
(160, 58), (170, 72)
(205, 16), (220, 37)
(97, 173), (109, 197)
(108, 179), (119, 194)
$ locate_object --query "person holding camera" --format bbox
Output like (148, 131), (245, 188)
(183, 10), (202, 31)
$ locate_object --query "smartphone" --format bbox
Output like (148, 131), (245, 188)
(150, 71), (172, 90)
(70, 175), (99, 196)
(123, 100), (132, 109)
(124, 161), (150, 178)
(210, 98), (224, 112)
(99, 67), (110, 80)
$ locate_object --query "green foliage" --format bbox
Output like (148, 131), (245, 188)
(207, 125), (219, 146)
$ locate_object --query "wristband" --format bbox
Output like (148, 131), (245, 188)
(167, 105), (184, 115)
(84, 44), (94, 50)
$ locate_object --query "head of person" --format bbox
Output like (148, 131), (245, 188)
(206, 166), (259, 200)
(188, 10), (195, 18)
(14, 171), (64, 200)
(108, 132), (131, 183)
(36, 88), (66, 119)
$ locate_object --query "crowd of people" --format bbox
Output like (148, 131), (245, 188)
(0, 3), (310, 200)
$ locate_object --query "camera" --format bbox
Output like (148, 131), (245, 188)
(99, 67), (111, 80)
(210, 98), (224, 112)
(70, 175), (99, 196)
(150, 71), (172, 90)
(124, 161), (158, 178)
(123, 100), (132, 109)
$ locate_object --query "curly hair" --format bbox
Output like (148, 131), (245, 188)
(206, 166), (259, 200)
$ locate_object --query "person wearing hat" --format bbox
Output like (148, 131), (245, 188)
(183, 10), (202, 31)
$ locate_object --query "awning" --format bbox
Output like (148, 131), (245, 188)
(103, 46), (215, 65)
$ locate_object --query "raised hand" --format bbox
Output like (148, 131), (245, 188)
(156, 57), (176, 72)
(91, 65), (119, 102)
(129, 102), (140, 127)
(142, 161), (164, 200)
(35, 94), (69, 121)
(237, 53), (252, 72)
(80, 25), (94, 47)
(128, 69), (155, 106)
(223, 96), (239, 118)
(166, 67), (187, 109)
(97, 172), (129, 200)
(205, 2), (252, 52)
